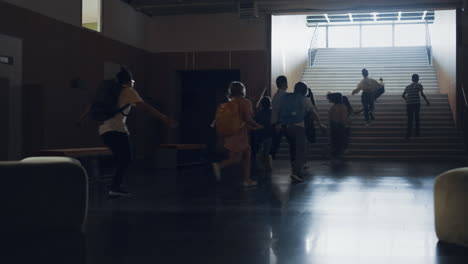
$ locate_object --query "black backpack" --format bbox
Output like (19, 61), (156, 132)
(90, 79), (129, 122)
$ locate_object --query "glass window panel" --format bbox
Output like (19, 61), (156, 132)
(82, 0), (101, 32)
(328, 26), (360, 48)
(362, 25), (393, 47)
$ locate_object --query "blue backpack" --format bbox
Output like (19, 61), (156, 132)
(279, 93), (305, 125)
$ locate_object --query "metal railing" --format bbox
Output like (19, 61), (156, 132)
(425, 21), (432, 65)
(308, 24), (320, 66)
(457, 84), (468, 153)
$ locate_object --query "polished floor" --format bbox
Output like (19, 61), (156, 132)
(4, 160), (468, 264)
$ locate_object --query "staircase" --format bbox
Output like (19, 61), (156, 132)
(277, 46), (466, 160)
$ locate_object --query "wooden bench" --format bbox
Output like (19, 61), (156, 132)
(155, 144), (208, 169)
(37, 147), (112, 184)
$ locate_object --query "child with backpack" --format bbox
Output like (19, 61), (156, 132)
(327, 93), (348, 164)
(252, 96), (274, 171)
(212, 81), (262, 187)
(78, 67), (177, 198)
(279, 82), (325, 181)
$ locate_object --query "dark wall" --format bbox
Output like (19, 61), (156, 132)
(0, 2), (149, 156)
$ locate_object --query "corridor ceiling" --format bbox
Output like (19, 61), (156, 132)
(124, 0), (461, 16)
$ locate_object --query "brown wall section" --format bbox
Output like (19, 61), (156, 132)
(0, 2), (150, 157)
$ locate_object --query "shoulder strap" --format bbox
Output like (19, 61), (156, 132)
(116, 103), (131, 117)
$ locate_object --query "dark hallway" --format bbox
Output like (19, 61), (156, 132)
(4, 161), (468, 264)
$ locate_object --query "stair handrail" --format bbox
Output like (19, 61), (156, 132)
(458, 84), (468, 153)
(462, 84), (468, 107)
(425, 21), (432, 65)
(308, 24), (320, 66)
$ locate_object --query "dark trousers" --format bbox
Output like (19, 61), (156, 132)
(285, 125), (307, 176)
(406, 103), (421, 137)
(101, 131), (132, 190)
(344, 126), (351, 150)
(361, 91), (375, 122)
(271, 125), (296, 162)
(330, 123), (346, 159)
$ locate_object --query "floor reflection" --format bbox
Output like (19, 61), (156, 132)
(80, 160), (468, 263)
(265, 161), (468, 264)
(0, 231), (85, 264)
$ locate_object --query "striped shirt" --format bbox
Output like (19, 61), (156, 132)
(403, 82), (424, 105)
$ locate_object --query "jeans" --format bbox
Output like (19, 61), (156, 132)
(271, 125), (296, 162)
(361, 91), (375, 122)
(406, 103), (421, 137)
(330, 123), (346, 159)
(101, 131), (132, 190)
(285, 125), (307, 176)
(344, 126), (351, 150)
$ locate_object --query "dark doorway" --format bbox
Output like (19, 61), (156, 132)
(0, 78), (9, 160)
(179, 70), (240, 147)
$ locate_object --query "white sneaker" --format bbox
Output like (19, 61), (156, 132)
(212, 163), (221, 181)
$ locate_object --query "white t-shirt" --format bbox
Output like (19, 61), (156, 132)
(271, 89), (287, 124)
(98, 86), (144, 135)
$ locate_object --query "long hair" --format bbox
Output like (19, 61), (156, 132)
(342, 96), (353, 115)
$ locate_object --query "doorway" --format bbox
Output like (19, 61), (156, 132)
(178, 70), (240, 147)
(0, 34), (22, 160)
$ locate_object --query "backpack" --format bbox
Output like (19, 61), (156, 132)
(254, 108), (273, 139)
(90, 79), (129, 123)
(279, 93), (305, 125)
(215, 100), (244, 137)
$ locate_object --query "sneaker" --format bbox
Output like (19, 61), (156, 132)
(109, 188), (132, 198)
(243, 180), (258, 187)
(212, 162), (221, 181)
(290, 174), (304, 182)
(365, 122), (371, 127)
